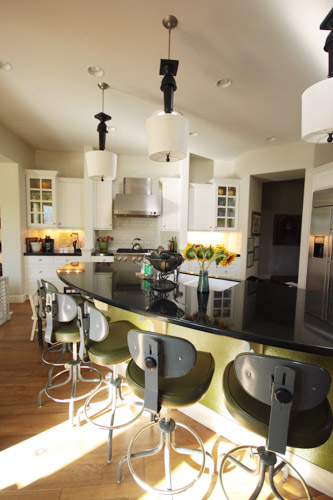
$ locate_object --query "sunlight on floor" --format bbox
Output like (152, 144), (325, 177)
(0, 418), (127, 490)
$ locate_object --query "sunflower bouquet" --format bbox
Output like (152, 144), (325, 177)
(183, 243), (236, 272)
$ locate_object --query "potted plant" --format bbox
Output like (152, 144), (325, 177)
(97, 236), (113, 252)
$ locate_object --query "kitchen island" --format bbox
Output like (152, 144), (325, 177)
(57, 261), (333, 357)
(57, 261), (333, 484)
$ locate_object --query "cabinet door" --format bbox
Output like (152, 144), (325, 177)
(160, 178), (181, 231)
(214, 181), (239, 231)
(58, 178), (84, 228)
(188, 184), (214, 230)
(94, 179), (113, 229)
(26, 171), (58, 228)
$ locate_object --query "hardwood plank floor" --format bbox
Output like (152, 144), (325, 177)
(0, 302), (331, 500)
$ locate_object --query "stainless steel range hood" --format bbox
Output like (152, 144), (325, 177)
(114, 177), (161, 217)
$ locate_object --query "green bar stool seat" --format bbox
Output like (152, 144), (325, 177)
(218, 353), (333, 500)
(37, 292), (102, 425)
(117, 330), (215, 497)
(76, 303), (144, 463)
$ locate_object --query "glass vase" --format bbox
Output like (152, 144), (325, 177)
(197, 270), (209, 293)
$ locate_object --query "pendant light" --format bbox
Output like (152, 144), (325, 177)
(146, 15), (189, 162)
(302, 8), (333, 143)
(85, 82), (117, 181)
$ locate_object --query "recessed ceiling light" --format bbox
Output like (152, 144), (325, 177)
(266, 136), (277, 142)
(0, 61), (13, 71)
(189, 131), (199, 136)
(108, 126), (117, 132)
(216, 79), (232, 89)
(87, 66), (105, 77)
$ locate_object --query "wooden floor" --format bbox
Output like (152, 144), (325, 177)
(0, 302), (332, 500)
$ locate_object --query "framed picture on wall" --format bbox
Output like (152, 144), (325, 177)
(251, 211), (261, 236)
(254, 246), (260, 261)
(247, 251), (254, 268)
(248, 237), (255, 252)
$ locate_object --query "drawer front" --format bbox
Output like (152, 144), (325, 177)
(28, 265), (59, 280)
(25, 255), (54, 265)
(91, 256), (114, 263)
(53, 256), (84, 265)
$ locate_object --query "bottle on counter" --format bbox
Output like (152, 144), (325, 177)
(174, 236), (178, 252)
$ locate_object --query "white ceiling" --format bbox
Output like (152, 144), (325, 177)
(0, 0), (331, 161)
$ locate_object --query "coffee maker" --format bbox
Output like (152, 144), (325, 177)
(44, 236), (54, 253)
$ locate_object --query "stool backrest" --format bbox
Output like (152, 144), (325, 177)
(234, 353), (331, 454)
(37, 279), (58, 318)
(77, 302), (109, 360)
(45, 292), (78, 343)
(128, 330), (197, 413)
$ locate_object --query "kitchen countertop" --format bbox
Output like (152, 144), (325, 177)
(24, 251), (82, 256)
(57, 261), (333, 357)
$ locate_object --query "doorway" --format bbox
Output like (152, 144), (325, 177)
(250, 173), (305, 284)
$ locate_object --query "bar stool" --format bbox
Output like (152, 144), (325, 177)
(117, 330), (215, 496)
(76, 302), (144, 463)
(37, 292), (103, 425)
(219, 353), (333, 500)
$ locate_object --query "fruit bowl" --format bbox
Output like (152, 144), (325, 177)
(146, 252), (184, 273)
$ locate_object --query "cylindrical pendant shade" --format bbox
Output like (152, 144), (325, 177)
(302, 78), (333, 143)
(146, 112), (189, 162)
(85, 150), (117, 180)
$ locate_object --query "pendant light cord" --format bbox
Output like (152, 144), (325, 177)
(168, 26), (171, 59)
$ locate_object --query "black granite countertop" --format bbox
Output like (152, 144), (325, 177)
(24, 251), (82, 256)
(57, 262), (333, 356)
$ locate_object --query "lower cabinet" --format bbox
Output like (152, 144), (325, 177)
(182, 257), (240, 279)
(25, 255), (84, 294)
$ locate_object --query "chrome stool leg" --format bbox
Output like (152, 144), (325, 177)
(219, 445), (312, 500)
(77, 365), (144, 463)
(118, 409), (211, 496)
(38, 343), (103, 426)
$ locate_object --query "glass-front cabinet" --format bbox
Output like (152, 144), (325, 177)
(25, 170), (58, 227)
(213, 180), (240, 231)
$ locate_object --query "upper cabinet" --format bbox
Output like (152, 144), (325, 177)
(188, 179), (240, 232)
(188, 183), (214, 230)
(93, 179), (113, 229)
(58, 178), (84, 228)
(25, 170), (58, 228)
(212, 179), (240, 231)
(160, 177), (181, 231)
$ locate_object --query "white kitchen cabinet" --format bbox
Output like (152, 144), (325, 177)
(93, 179), (113, 229)
(188, 180), (240, 232)
(25, 255), (84, 294)
(182, 256), (240, 279)
(188, 183), (214, 230)
(160, 177), (181, 231)
(25, 170), (58, 228)
(58, 178), (84, 228)
(211, 179), (240, 231)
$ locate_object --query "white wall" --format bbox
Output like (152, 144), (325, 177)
(0, 124), (35, 301)
(35, 150), (84, 178)
(246, 176), (263, 278)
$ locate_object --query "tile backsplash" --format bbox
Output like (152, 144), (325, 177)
(96, 217), (178, 251)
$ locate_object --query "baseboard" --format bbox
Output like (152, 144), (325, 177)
(9, 294), (26, 303)
(180, 404), (333, 497)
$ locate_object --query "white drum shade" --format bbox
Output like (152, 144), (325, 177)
(302, 78), (333, 143)
(146, 112), (189, 162)
(85, 150), (117, 180)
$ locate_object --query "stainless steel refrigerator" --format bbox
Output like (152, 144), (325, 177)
(307, 188), (333, 324)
